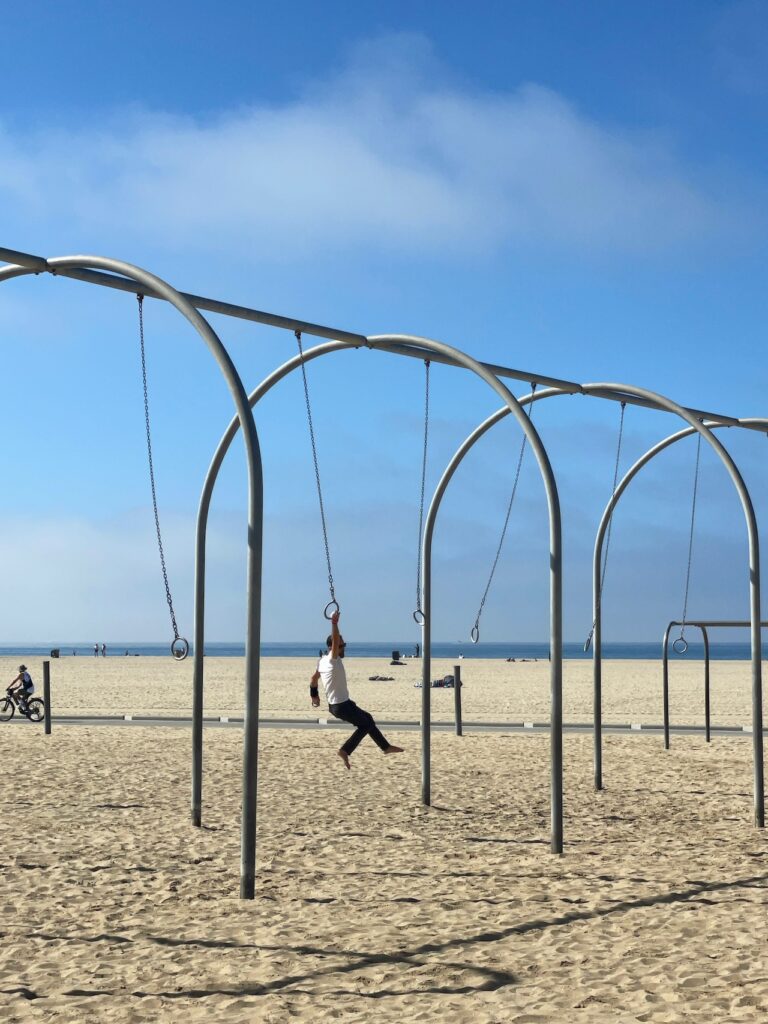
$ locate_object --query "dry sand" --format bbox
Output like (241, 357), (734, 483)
(1, 656), (767, 1022)
(3, 653), (760, 726)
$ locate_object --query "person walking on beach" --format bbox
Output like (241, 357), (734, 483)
(93, 643), (98, 657)
(101, 643), (106, 657)
(310, 610), (404, 769)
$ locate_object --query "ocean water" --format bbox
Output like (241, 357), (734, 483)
(0, 640), (761, 661)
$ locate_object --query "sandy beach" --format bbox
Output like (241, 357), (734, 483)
(2, 655), (767, 1022)
(3, 653), (758, 726)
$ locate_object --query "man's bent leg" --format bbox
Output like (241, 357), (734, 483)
(331, 701), (390, 753)
(341, 727), (367, 756)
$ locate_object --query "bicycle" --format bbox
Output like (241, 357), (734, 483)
(0, 687), (45, 723)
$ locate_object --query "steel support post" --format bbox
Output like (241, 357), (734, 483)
(662, 624), (672, 750)
(43, 659), (51, 735)
(702, 626), (711, 743)
(454, 664), (463, 736)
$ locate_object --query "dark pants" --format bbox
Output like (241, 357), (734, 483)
(329, 700), (390, 755)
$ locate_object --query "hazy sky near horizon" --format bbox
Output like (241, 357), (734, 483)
(1, 1), (767, 644)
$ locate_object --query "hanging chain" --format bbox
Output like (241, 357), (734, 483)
(679, 428), (702, 642)
(471, 384), (537, 641)
(295, 331), (336, 608)
(414, 360), (430, 622)
(138, 295), (180, 643)
(584, 401), (626, 651)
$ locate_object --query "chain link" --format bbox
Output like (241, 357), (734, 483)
(585, 402), (626, 651)
(679, 428), (702, 641)
(472, 385), (537, 639)
(138, 295), (180, 642)
(414, 360), (430, 619)
(295, 331), (336, 606)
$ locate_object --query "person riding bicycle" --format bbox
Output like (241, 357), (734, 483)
(8, 665), (34, 712)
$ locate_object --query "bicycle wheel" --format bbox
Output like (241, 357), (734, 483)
(0, 698), (15, 722)
(25, 700), (45, 723)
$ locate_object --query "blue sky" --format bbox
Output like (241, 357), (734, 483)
(1, 1), (767, 644)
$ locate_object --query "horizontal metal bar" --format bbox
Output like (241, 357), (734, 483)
(371, 340), (583, 393)
(12, 714), (765, 735)
(669, 621), (768, 628)
(586, 387), (745, 429)
(0, 246), (48, 272)
(3, 244), (767, 431)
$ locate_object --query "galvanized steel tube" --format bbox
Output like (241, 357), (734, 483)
(0, 255), (265, 897)
(590, 397), (764, 828)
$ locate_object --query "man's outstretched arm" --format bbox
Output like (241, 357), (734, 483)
(309, 669), (321, 707)
(330, 610), (342, 659)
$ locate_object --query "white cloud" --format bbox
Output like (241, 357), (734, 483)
(0, 34), (749, 260)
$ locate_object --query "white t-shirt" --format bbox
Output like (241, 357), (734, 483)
(317, 652), (349, 705)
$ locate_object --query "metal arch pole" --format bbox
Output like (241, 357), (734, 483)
(371, 346), (565, 852)
(196, 339), (565, 851)
(419, 387), (563, 803)
(193, 332), (501, 824)
(192, 339), (352, 826)
(587, 389), (764, 829)
(190, 352), (564, 831)
(594, 422), (766, 787)
(0, 255), (266, 898)
(662, 622), (673, 752)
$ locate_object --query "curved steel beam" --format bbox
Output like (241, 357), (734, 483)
(363, 341), (566, 855)
(591, 400), (765, 828)
(191, 339), (353, 827)
(0, 256), (265, 899)
(193, 334), (565, 854)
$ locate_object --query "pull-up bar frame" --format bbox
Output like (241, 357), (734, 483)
(1, 244), (764, 894)
(592, 419), (765, 827)
(1, 245), (762, 433)
(662, 620), (768, 749)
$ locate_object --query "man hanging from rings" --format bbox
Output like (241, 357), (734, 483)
(310, 610), (404, 769)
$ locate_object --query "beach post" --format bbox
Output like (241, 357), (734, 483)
(702, 626), (711, 743)
(662, 624), (672, 750)
(454, 664), (463, 736)
(43, 659), (51, 735)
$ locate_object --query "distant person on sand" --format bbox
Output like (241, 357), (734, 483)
(9, 664), (34, 712)
(93, 643), (98, 657)
(101, 643), (106, 657)
(309, 610), (404, 769)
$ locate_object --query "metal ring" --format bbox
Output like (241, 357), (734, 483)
(413, 609), (425, 626)
(583, 636), (593, 653)
(171, 637), (190, 661)
(673, 637), (688, 655)
(470, 625), (480, 644)
(324, 600), (340, 621)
